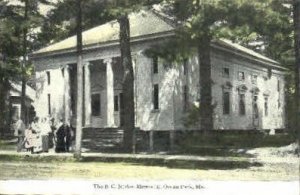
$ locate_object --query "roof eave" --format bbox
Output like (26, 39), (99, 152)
(30, 30), (176, 60)
(211, 43), (288, 71)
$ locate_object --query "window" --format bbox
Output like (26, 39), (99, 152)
(47, 94), (51, 115)
(46, 71), (50, 85)
(61, 68), (65, 77)
(239, 94), (246, 115)
(251, 74), (257, 84)
(268, 68), (272, 78)
(91, 93), (101, 116)
(264, 96), (268, 116)
(223, 91), (230, 115)
(253, 95), (259, 119)
(183, 85), (189, 111)
(114, 95), (119, 112)
(183, 59), (188, 75)
(277, 80), (281, 92)
(238, 71), (245, 81)
(223, 67), (230, 78)
(11, 106), (19, 120)
(153, 84), (159, 110)
(152, 56), (158, 74)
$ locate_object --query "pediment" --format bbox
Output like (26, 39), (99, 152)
(250, 87), (260, 94)
(222, 81), (233, 90)
(236, 84), (248, 93)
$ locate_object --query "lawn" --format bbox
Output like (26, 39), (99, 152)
(0, 153), (298, 181)
(0, 136), (298, 181)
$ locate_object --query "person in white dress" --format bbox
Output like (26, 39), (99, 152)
(14, 116), (26, 152)
(40, 117), (52, 152)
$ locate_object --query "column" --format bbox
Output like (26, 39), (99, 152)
(84, 62), (91, 127)
(105, 58), (115, 127)
(149, 130), (154, 152)
(64, 65), (71, 125)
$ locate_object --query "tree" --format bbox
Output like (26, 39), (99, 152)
(107, 0), (161, 153)
(20, 0), (29, 125)
(164, 0), (293, 131)
(74, 0), (83, 159)
(118, 13), (135, 152)
(38, 0), (113, 46)
(293, 0), (300, 140)
(0, 1), (21, 135)
(4, 0), (51, 125)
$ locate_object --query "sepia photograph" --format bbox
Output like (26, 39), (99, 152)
(0, 0), (299, 194)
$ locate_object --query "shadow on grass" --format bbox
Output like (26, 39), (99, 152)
(80, 156), (262, 170)
(0, 154), (75, 163)
(0, 153), (262, 170)
(0, 139), (17, 151)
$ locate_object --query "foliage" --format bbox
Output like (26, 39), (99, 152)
(38, 0), (116, 45)
(145, 0), (294, 129)
(0, 0), (50, 132)
(182, 105), (201, 128)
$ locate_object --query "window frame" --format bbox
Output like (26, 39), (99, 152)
(264, 96), (269, 116)
(153, 84), (159, 110)
(238, 71), (245, 81)
(46, 71), (51, 85)
(223, 91), (230, 115)
(251, 74), (258, 84)
(152, 56), (158, 74)
(47, 94), (51, 115)
(183, 59), (188, 75)
(183, 85), (189, 112)
(223, 67), (230, 78)
(114, 95), (119, 112)
(239, 93), (246, 116)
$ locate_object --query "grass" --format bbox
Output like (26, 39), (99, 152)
(0, 134), (298, 181)
(177, 132), (296, 152)
(0, 152), (298, 181)
(0, 158), (298, 181)
(0, 139), (17, 151)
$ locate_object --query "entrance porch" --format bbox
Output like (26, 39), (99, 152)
(64, 57), (125, 129)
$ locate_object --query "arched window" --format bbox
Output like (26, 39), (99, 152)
(239, 94), (246, 115)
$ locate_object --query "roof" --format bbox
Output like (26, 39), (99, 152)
(215, 39), (279, 65)
(33, 9), (282, 68)
(9, 82), (36, 101)
(34, 10), (174, 54)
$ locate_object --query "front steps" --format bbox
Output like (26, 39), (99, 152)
(82, 128), (147, 152)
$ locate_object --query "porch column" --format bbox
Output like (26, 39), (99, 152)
(84, 62), (91, 127)
(104, 58), (115, 127)
(64, 65), (71, 125)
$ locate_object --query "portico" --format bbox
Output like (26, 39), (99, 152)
(62, 57), (123, 129)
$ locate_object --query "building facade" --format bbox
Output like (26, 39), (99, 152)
(30, 10), (286, 132)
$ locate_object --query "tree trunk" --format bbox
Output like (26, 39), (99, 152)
(0, 79), (11, 137)
(74, 0), (83, 159)
(118, 14), (135, 153)
(21, 0), (29, 124)
(0, 81), (8, 137)
(293, 0), (300, 139)
(198, 36), (213, 131)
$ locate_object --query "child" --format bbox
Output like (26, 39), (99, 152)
(23, 127), (34, 153)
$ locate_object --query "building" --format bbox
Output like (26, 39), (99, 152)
(30, 10), (286, 135)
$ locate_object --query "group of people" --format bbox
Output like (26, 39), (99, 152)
(14, 116), (75, 153)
